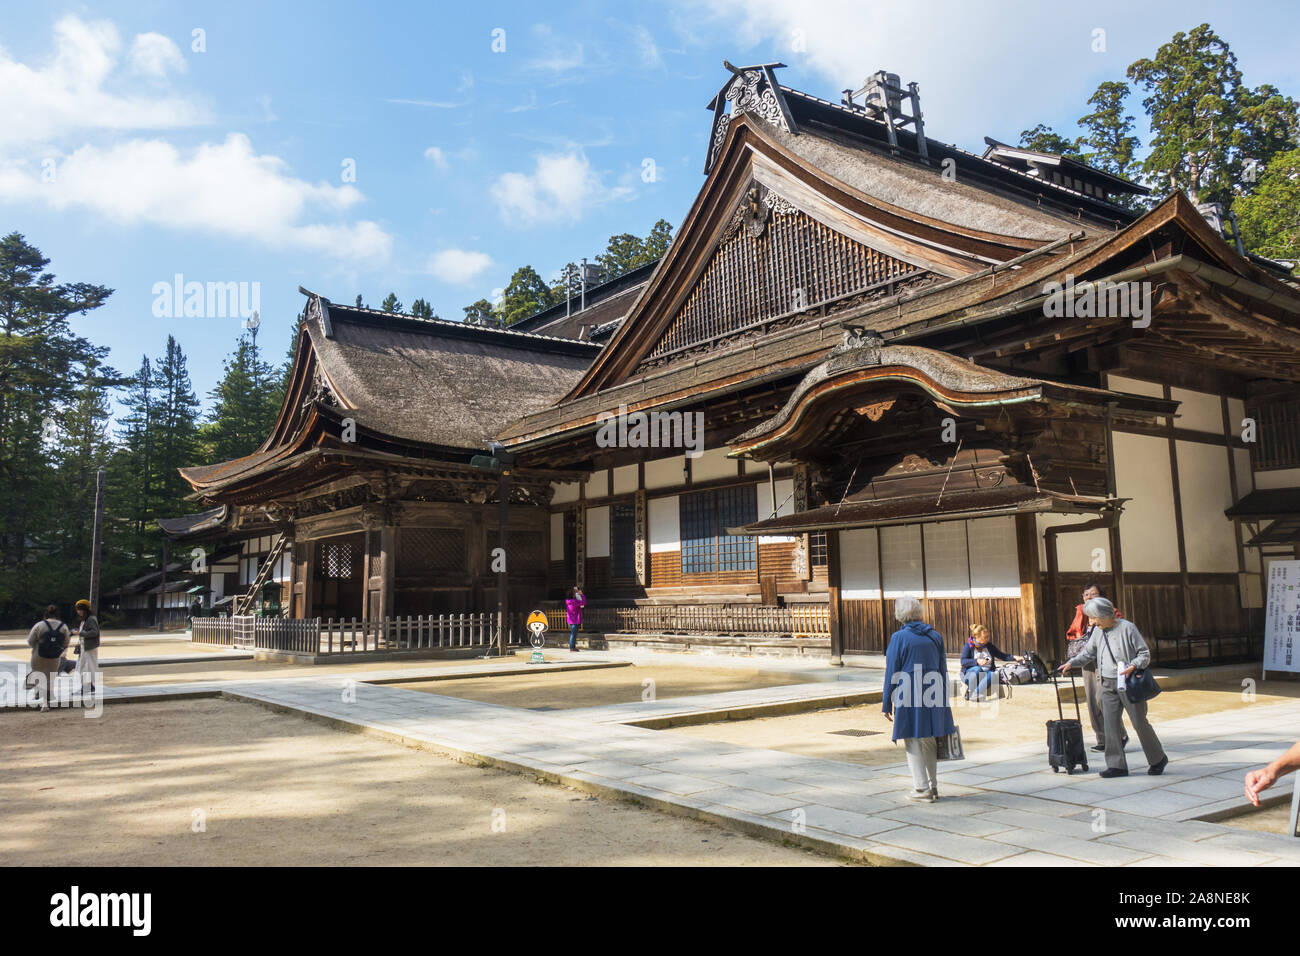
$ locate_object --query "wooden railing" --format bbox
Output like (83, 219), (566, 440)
(191, 613), (525, 655)
(542, 603), (829, 637)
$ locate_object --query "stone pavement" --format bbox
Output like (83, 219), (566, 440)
(4, 656), (1298, 866)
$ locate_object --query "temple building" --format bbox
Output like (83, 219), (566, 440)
(163, 63), (1300, 665)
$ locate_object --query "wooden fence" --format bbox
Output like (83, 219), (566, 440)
(191, 613), (525, 655)
(542, 603), (829, 637)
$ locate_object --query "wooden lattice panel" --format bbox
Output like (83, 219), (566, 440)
(506, 531), (546, 572)
(398, 528), (467, 575)
(647, 205), (921, 360)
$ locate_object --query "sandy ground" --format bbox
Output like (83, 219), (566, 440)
(0, 698), (845, 866)
(0, 647), (563, 687)
(386, 663), (801, 710)
(1221, 802), (1297, 833)
(668, 679), (1300, 770)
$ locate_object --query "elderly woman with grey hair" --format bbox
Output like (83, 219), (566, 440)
(882, 595), (955, 802)
(1060, 596), (1168, 778)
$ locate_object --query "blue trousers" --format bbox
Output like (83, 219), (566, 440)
(964, 666), (995, 699)
(569, 624), (578, 650)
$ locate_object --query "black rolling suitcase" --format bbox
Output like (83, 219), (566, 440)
(1047, 671), (1089, 774)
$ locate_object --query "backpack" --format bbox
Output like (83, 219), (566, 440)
(37, 621), (65, 659)
(999, 661), (1032, 685)
(1025, 651), (1050, 684)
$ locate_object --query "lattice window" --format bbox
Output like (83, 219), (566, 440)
(320, 540), (356, 579)
(610, 502), (636, 579)
(398, 528), (467, 575)
(809, 531), (828, 567)
(647, 205), (921, 360)
(1250, 398), (1300, 470)
(680, 486), (757, 575)
(507, 531), (546, 571)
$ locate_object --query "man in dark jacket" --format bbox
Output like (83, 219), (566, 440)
(72, 599), (100, 693)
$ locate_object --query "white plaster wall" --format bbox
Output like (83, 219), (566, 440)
(1108, 374), (1164, 398)
(586, 505), (610, 558)
(839, 528), (881, 600)
(644, 455), (684, 491)
(648, 495), (680, 553)
(757, 477), (796, 544)
(1255, 467), (1300, 490)
(1177, 440), (1240, 573)
(1113, 430), (1181, 572)
(692, 447), (737, 483)
(585, 470), (609, 500)
(550, 513), (565, 561)
(552, 481), (579, 505)
(1170, 387), (1225, 434)
(611, 464), (638, 495)
(1036, 514), (1111, 573)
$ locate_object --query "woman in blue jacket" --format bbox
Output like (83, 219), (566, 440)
(960, 623), (1021, 701)
(882, 595), (956, 802)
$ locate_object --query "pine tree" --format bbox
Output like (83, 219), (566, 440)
(152, 335), (201, 514)
(642, 219), (674, 262)
(1017, 124), (1080, 156)
(1128, 23), (1299, 205)
(410, 298), (436, 319)
(501, 266), (555, 325)
(596, 234), (644, 277)
(380, 292), (402, 313)
(202, 334), (278, 463)
(462, 299), (498, 326)
(0, 232), (112, 621)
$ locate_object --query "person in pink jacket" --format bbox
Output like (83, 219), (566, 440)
(565, 587), (586, 652)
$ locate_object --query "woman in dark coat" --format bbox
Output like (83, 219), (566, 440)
(882, 595), (956, 802)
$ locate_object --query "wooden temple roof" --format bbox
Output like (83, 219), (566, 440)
(180, 292), (599, 504)
(734, 485), (1121, 535)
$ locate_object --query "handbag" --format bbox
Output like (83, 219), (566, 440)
(1101, 628), (1161, 704)
(936, 727), (964, 760)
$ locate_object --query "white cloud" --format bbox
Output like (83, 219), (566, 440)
(490, 150), (632, 225)
(424, 146), (448, 168)
(0, 133), (392, 261)
(428, 249), (494, 283)
(129, 32), (186, 78)
(674, 0), (1166, 148)
(0, 15), (205, 147)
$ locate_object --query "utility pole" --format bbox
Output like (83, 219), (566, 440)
(158, 536), (168, 632)
(470, 441), (517, 657)
(88, 467), (105, 611)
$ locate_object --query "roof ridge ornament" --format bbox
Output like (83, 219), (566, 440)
(704, 61), (797, 173)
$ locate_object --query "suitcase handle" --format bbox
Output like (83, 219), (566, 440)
(1051, 669), (1083, 722)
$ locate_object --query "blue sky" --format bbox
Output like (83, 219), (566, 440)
(2, 1), (1296, 419)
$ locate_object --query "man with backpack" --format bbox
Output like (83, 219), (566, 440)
(26, 605), (70, 712)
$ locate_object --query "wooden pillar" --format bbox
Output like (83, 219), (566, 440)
(826, 529), (844, 665)
(298, 539), (314, 619)
(379, 526), (396, 621)
(1014, 514), (1048, 659)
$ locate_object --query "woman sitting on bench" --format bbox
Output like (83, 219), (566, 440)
(961, 624), (1019, 700)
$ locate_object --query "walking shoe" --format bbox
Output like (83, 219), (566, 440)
(907, 791), (936, 803)
(1090, 744), (1105, 752)
(1147, 756), (1168, 776)
(929, 789), (939, 801)
(1098, 768), (1128, 778)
